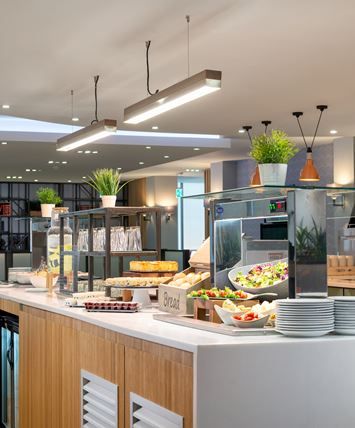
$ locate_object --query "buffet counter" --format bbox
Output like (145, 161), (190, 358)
(1, 287), (355, 428)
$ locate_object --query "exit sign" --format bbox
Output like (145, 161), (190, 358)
(176, 188), (183, 198)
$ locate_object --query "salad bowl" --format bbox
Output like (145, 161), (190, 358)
(228, 258), (288, 299)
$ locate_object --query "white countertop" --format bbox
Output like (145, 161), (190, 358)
(0, 287), (354, 352)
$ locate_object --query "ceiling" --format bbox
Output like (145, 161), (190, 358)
(0, 0), (353, 180)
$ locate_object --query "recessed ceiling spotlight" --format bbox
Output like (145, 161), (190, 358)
(186, 169), (190, 172)
(145, 146), (151, 149)
(12, 176), (16, 179)
(55, 161), (60, 164)
(61, 161), (68, 164)
(139, 161), (145, 165)
(238, 129), (246, 134)
(193, 147), (200, 151)
(2, 105), (10, 109)
(72, 117), (79, 122)
(1, 142), (7, 145)
(196, 169), (200, 172)
(32, 169), (37, 172)
(48, 161), (54, 164)
(152, 126), (159, 130)
(84, 150), (91, 154)
(18, 176), (22, 179)
(25, 169), (30, 172)
(330, 129), (338, 134)
(67, 180), (72, 183)
(82, 176), (86, 179)
(117, 167), (122, 170)
(6, 176), (10, 179)
(34, 179), (38, 182)
(164, 155), (170, 159)
(77, 150), (83, 154)
(92, 150), (98, 154)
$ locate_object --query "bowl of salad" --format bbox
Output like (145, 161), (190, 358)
(228, 259), (288, 298)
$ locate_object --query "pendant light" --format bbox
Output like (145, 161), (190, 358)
(123, 18), (222, 124)
(292, 105), (327, 182)
(57, 76), (117, 152)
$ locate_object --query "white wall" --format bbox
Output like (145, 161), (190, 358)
(333, 137), (355, 185)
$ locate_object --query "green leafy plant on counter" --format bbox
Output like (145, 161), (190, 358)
(296, 218), (327, 263)
(86, 168), (131, 196)
(250, 129), (298, 164)
(36, 187), (62, 205)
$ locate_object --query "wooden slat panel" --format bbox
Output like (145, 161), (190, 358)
(0, 298), (20, 315)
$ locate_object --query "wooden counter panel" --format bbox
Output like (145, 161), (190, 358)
(19, 307), (125, 428)
(18, 305), (193, 428)
(124, 346), (193, 428)
(0, 298), (20, 315)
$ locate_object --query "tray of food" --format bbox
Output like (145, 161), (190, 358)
(188, 286), (276, 301)
(129, 260), (178, 273)
(105, 276), (169, 288)
(228, 259), (288, 298)
(84, 301), (141, 312)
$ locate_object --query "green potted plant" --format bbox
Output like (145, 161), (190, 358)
(250, 129), (298, 185)
(86, 168), (129, 208)
(36, 187), (62, 217)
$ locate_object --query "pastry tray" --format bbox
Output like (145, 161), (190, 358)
(153, 314), (279, 336)
(86, 308), (140, 313)
(104, 284), (159, 290)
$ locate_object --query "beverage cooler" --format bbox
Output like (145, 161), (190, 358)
(0, 312), (19, 428)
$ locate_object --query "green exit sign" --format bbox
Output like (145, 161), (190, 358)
(176, 188), (183, 198)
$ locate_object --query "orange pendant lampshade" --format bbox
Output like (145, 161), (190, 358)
(250, 165), (261, 186)
(299, 148), (320, 182)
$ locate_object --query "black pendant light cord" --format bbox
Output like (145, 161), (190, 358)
(261, 120), (272, 134)
(311, 105), (327, 150)
(293, 105), (328, 150)
(294, 114), (308, 150)
(91, 75), (100, 125)
(242, 126), (253, 143)
(146, 41), (159, 96)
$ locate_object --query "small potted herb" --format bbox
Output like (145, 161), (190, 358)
(250, 129), (298, 185)
(36, 187), (62, 217)
(86, 168), (130, 208)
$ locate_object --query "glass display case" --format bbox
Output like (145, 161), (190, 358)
(185, 185), (355, 298)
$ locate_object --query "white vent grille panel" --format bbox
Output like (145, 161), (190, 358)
(130, 393), (183, 428)
(81, 370), (118, 428)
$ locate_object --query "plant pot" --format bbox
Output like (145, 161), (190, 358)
(41, 204), (55, 217)
(258, 163), (288, 186)
(101, 195), (116, 208)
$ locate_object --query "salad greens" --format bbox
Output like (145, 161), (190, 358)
(234, 261), (288, 289)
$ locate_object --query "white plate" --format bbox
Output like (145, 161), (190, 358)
(276, 320), (334, 326)
(276, 329), (333, 337)
(276, 324), (334, 330)
(277, 298), (333, 304)
(332, 296), (355, 302)
(334, 328), (355, 335)
(25, 287), (48, 292)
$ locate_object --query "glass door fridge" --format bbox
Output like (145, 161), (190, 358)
(0, 312), (19, 428)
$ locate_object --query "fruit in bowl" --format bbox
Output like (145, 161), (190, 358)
(231, 311), (270, 329)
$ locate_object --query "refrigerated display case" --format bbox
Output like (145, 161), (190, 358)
(0, 311), (19, 428)
(185, 185), (355, 298)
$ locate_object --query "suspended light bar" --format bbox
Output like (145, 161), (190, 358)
(123, 70), (222, 124)
(56, 119), (117, 152)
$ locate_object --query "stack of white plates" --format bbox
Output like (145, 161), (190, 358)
(333, 296), (355, 335)
(276, 298), (334, 337)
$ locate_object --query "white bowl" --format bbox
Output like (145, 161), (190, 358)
(231, 313), (270, 329)
(214, 305), (244, 325)
(228, 258), (288, 299)
(16, 271), (34, 284)
(30, 275), (58, 289)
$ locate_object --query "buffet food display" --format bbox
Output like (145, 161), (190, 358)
(105, 276), (170, 287)
(129, 260), (178, 273)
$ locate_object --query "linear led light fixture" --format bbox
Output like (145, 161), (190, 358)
(56, 119), (117, 152)
(123, 69), (222, 124)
